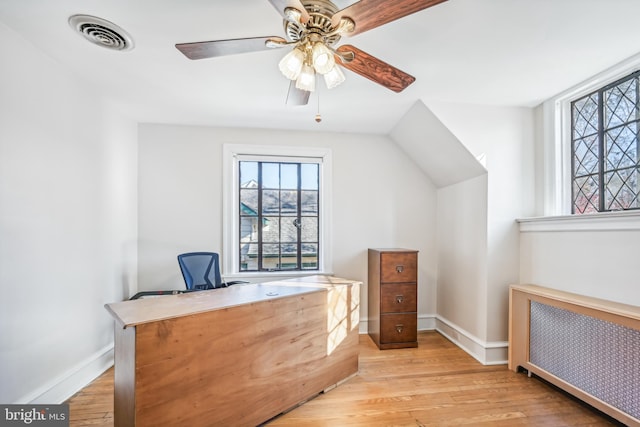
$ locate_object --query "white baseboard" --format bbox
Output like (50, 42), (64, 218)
(418, 313), (437, 330)
(359, 315), (508, 366)
(20, 344), (114, 404)
(435, 316), (508, 365)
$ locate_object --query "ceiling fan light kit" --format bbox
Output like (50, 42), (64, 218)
(279, 39), (344, 91)
(278, 47), (306, 80)
(175, 0), (449, 105)
(323, 65), (345, 89)
(296, 63), (316, 92)
(311, 42), (334, 74)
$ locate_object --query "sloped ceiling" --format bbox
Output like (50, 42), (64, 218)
(390, 100), (486, 188)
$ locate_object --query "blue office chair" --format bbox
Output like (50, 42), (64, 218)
(177, 252), (247, 290)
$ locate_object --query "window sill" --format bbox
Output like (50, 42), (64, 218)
(223, 271), (334, 283)
(517, 210), (640, 232)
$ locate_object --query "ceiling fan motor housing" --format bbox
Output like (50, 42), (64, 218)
(284, 0), (342, 46)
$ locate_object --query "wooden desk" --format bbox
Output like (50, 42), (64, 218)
(105, 275), (360, 427)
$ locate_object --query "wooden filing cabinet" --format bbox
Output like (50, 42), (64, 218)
(368, 248), (418, 349)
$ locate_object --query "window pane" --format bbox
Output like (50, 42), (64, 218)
(604, 78), (638, 129)
(301, 217), (318, 243)
(280, 244), (298, 270)
(240, 217), (258, 243)
(240, 188), (258, 214)
(280, 190), (298, 216)
(573, 135), (599, 176)
(302, 243), (318, 269)
(261, 244), (279, 270)
(240, 162), (258, 187)
(605, 124), (638, 170)
(572, 94), (599, 139)
(280, 163), (298, 190)
(573, 175), (599, 214)
(261, 190), (279, 215)
(240, 243), (258, 271)
(301, 163), (319, 190)
(261, 217), (279, 243)
(301, 190), (318, 215)
(281, 217), (298, 243)
(605, 169), (639, 210)
(262, 163), (279, 189)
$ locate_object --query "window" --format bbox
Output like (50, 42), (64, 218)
(222, 144), (332, 277)
(239, 161), (319, 271)
(571, 70), (640, 214)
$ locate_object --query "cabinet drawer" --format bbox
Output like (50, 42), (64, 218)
(380, 283), (417, 313)
(380, 252), (417, 283)
(380, 313), (417, 344)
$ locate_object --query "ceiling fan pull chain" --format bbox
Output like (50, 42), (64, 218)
(315, 87), (322, 123)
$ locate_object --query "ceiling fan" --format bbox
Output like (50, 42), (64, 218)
(176, 0), (448, 105)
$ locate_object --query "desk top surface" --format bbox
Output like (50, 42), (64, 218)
(105, 275), (360, 328)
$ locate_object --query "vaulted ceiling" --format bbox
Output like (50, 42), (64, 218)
(2, 0), (640, 134)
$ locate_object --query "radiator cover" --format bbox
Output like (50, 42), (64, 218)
(529, 300), (640, 419)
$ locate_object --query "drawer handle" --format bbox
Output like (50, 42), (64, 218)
(396, 265), (404, 273)
(395, 324), (404, 334)
(395, 295), (404, 304)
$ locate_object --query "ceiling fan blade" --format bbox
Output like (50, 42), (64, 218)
(285, 80), (310, 105)
(336, 45), (415, 93)
(332, 0), (448, 36)
(176, 36), (287, 60)
(267, 0), (310, 23)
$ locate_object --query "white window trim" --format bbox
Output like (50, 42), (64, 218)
(536, 51), (640, 228)
(518, 210), (640, 232)
(221, 143), (333, 280)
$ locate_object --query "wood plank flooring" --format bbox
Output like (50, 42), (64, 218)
(66, 331), (622, 426)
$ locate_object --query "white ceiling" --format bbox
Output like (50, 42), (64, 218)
(2, 0), (640, 134)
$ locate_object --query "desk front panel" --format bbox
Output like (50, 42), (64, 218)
(111, 279), (360, 427)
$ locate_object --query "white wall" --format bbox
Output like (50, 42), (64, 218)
(0, 22), (138, 403)
(428, 102), (536, 359)
(137, 124), (438, 327)
(519, 224), (640, 306)
(436, 174), (488, 340)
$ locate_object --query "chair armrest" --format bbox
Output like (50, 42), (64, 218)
(223, 280), (249, 287)
(129, 289), (198, 300)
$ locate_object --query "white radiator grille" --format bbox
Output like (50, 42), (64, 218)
(529, 301), (640, 419)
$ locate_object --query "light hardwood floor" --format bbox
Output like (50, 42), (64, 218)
(67, 331), (622, 426)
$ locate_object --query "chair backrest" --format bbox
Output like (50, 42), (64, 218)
(177, 252), (223, 290)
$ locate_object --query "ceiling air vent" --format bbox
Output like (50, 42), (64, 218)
(68, 14), (134, 51)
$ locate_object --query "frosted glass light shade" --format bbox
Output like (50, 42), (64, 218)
(295, 64), (316, 92)
(312, 42), (335, 74)
(323, 65), (345, 89)
(278, 48), (305, 80)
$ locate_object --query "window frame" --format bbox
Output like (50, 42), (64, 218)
(542, 52), (640, 217)
(569, 70), (640, 214)
(222, 144), (332, 280)
(238, 160), (320, 273)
